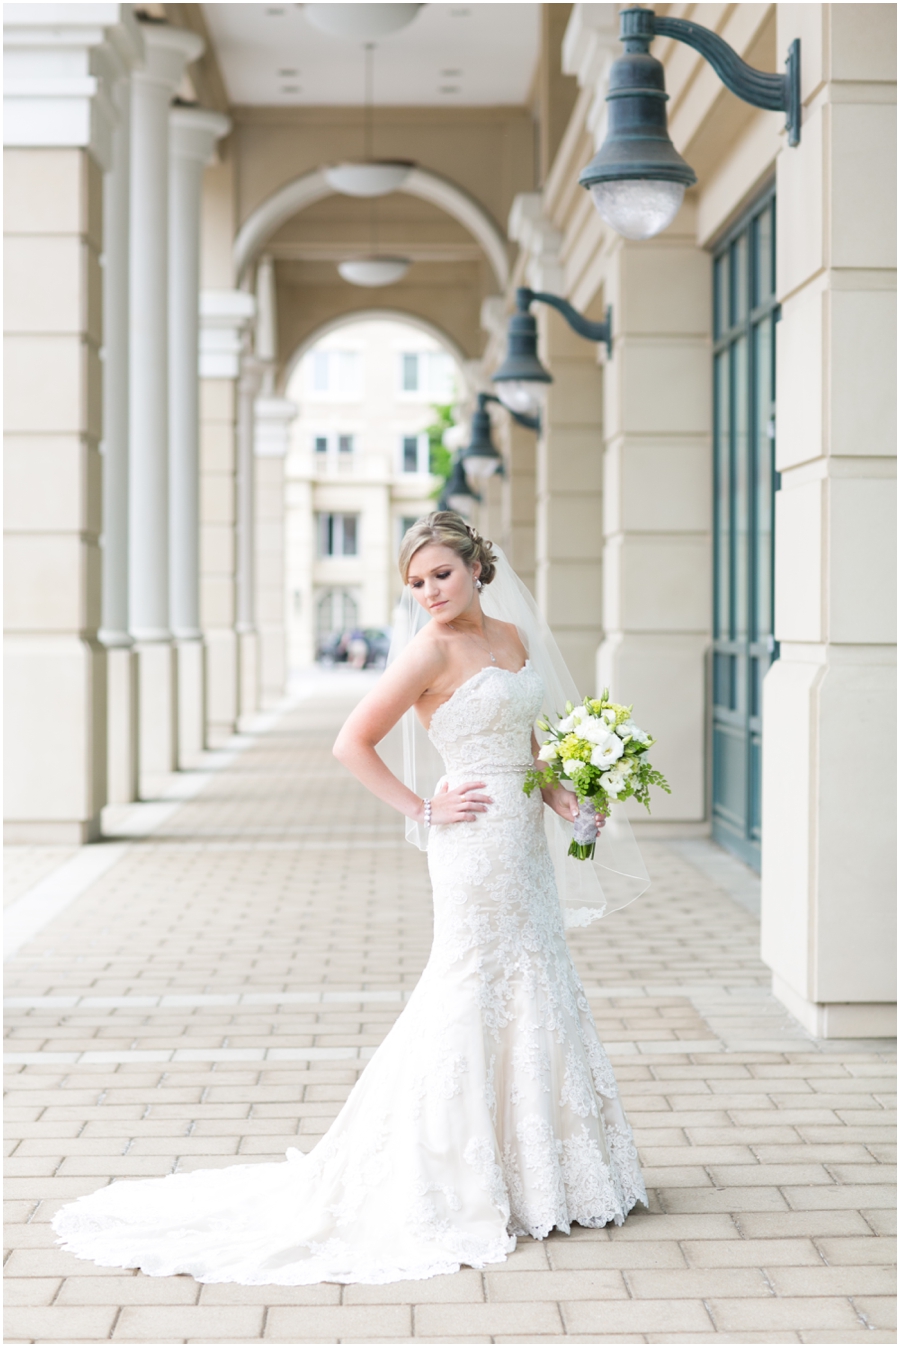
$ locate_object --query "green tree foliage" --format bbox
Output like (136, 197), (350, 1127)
(426, 403), (455, 498)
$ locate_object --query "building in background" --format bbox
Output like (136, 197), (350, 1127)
(3, 2), (895, 1038)
(283, 318), (454, 669)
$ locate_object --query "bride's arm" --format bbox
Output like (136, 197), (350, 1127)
(332, 646), (493, 826)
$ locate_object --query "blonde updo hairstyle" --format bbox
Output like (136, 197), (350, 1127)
(399, 511), (497, 588)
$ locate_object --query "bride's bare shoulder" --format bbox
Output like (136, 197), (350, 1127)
(489, 617), (527, 660)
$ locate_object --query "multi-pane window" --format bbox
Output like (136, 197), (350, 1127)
(314, 435), (328, 455)
(316, 589), (358, 640)
(317, 512), (359, 557)
(308, 350), (362, 397)
(711, 187), (778, 871)
(402, 436), (419, 472)
(398, 351), (455, 400)
(338, 434), (354, 454)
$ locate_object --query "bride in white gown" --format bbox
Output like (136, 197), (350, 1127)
(53, 513), (648, 1285)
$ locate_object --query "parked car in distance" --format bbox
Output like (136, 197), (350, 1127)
(316, 627), (391, 668)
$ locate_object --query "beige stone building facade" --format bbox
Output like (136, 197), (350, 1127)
(3, 3), (895, 1038)
(284, 317), (455, 670)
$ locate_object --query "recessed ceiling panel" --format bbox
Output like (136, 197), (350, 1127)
(201, 3), (540, 106)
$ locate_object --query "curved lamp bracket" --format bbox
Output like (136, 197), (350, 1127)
(624, 8), (801, 147)
(482, 390), (540, 433)
(520, 287), (613, 358)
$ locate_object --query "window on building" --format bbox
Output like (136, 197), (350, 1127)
(402, 436), (419, 472)
(398, 351), (455, 400)
(317, 512), (359, 557)
(338, 434), (354, 454)
(307, 350), (362, 397)
(314, 435), (328, 454)
(401, 353), (419, 391)
(711, 186), (778, 872)
(316, 588), (358, 641)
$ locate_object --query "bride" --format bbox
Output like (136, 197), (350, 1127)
(53, 512), (648, 1285)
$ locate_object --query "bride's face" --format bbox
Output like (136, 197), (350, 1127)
(406, 543), (479, 623)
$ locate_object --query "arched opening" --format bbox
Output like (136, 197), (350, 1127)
(283, 314), (464, 675)
(234, 166), (510, 291)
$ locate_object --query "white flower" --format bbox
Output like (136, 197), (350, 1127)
(572, 705), (590, 723)
(601, 707), (618, 728)
(616, 718), (650, 745)
(557, 712), (578, 733)
(589, 736), (624, 769)
(580, 717), (612, 746)
(600, 767), (628, 798)
(537, 742), (557, 762)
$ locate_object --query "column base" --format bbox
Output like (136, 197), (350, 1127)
(3, 819), (100, 845)
(3, 633), (106, 842)
(238, 629), (258, 721)
(176, 637), (205, 768)
(773, 974), (898, 1040)
(135, 640), (178, 792)
(204, 628), (238, 745)
(106, 646), (139, 804)
(257, 624), (286, 710)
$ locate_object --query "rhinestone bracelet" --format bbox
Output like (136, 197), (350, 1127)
(423, 798), (432, 828)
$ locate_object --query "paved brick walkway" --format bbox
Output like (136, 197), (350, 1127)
(4, 675), (896, 1344)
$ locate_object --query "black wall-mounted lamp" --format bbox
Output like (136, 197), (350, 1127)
(491, 287), (613, 419)
(438, 454), (481, 517)
(579, 7), (800, 241)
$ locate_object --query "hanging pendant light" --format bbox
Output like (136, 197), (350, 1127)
(337, 257), (410, 286)
(325, 42), (415, 200)
(334, 43), (411, 287)
(304, 5), (424, 41)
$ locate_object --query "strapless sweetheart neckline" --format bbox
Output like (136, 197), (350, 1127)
(427, 659), (532, 734)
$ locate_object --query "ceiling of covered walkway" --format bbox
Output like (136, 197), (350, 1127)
(163, 2), (568, 374)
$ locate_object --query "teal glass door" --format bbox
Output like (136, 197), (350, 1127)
(712, 189), (778, 871)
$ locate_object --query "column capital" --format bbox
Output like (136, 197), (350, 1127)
(200, 290), (256, 380)
(3, 2), (142, 168)
(133, 22), (203, 96)
(254, 397), (298, 459)
(169, 105), (231, 164)
(508, 192), (565, 294)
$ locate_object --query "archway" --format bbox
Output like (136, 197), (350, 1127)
(282, 313), (463, 673)
(234, 166), (510, 291)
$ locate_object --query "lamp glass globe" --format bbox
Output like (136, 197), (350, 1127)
(589, 179), (685, 241)
(494, 380), (547, 418)
(462, 454), (502, 481)
(448, 493), (476, 517)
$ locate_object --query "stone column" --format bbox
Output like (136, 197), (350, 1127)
(597, 219), (712, 831)
(503, 419), (537, 597)
(761, 4), (897, 1037)
(3, 4), (131, 841)
(128, 21), (203, 790)
(199, 290), (255, 745)
(254, 397), (297, 708)
(99, 22), (143, 805)
(236, 357), (263, 721)
(509, 193), (605, 692)
(535, 306), (605, 695)
(168, 106), (230, 767)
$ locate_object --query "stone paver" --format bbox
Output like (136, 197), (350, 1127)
(4, 676), (896, 1343)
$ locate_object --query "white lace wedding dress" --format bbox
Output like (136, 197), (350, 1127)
(53, 662), (646, 1285)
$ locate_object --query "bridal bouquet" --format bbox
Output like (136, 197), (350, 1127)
(523, 690), (670, 860)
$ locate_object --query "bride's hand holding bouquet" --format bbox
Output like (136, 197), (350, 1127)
(525, 690), (670, 860)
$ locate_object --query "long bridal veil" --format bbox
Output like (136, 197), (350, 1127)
(383, 542), (649, 927)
